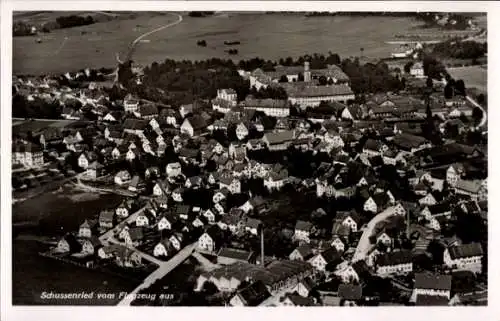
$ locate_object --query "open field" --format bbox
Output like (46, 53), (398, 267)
(13, 12), (178, 75)
(14, 11), (123, 24)
(447, 65), (487, 93)
(15, 12), (445, 75)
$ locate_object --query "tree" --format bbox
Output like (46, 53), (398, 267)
(426, 76), (433, 89)
(454, 79), (466, 96)
(279, 75), (288, 83)
(472, 106), (483, 125)
(401, 77), (406, 89)
(444, 82), (454, 99)
(477, 93), (486, 105)
(201, 281), (218, 295)
(404, 61), (414, 74)
(318, 75), (328, 86)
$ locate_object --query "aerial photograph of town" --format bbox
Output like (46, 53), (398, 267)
(10, 10), (487, 307)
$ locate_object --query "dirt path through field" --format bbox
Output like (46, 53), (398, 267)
(130, 12), (183, 50)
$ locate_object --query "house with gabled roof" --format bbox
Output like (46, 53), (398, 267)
(123, 118), (148, 136)
(135, 210), (155, 227)
(454, 179), (487, 201)
(152, 179), (170, 197)
(213, 188), (230, 204)
(392, 133), (430, 153)
(336, 260), (370, 284)
(198, 226), (225, 253)
(153, 239), (173, 257)
(337, 284), (363, 307)
(289, 244), (315, 261)
(172, 187), (184, 203)
(180, 115), (208, 137)
(122, 227), (144, 247)
(218, 210), (245, 234)
(294, 220), (314, 242)
(308, 247), (341, 272)
(443, 243), (483, 273)
(218, 175), (241, 194)
(78, 220), (97, 238)
(115, 199), (137, 219)
(375, 250), (413, 277)
(336, 211), (361, 233)
(263, 130), (295, 151)
(290, 277), (315, 298)
(173, 204), (191, 221)
(217, 247), (254, 265)
(185, 176), (203, 189)
(128, 175), (145, 193)
(157, 212), (176, 231)
(169, 232), (185, 251)
(329, 236), (345, 253)
(264, 168), (289, 191)
(78, 151), (97, 169)
(165, 162), (182, 178)
(419, 192), (437, 206)
(230, 281), (272, 307)
(362, 138), (388, 157)
(201, 208), (217, 225)
(98, 210), (115, 229)
(279, 293), (316, 307)
(81, 236), (102, 255)
(56, 233), (82, 254)
(244, 218), (262, 236)
(411, 273), (452, 302)
(134, 104), (158, 120)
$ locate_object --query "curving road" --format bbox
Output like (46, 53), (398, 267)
(466, 95), (487, 129)
(131, 13), (183, 47)
(352, 206), (401, 262)
(113, 12), (183, 78)
(441, 77), (487, 129)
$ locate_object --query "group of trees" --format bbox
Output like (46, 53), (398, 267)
(280, 52), (342, 69)
(237, 52), (342, 71)
(248, 86), (288, 100)
(444, 78), (467, 98)
(341, 58), (405, 94)
(188, 12), (215, 18)
(12, 94), (63, 119)
(432, 39), (487, 60)
(414, 12), (474, 30)
(225, 49), (239, 55)
(55, 15), (95, 29)
(13, 14), (96, 37)
(135, 58), (250, 106)
(422, 56), (447, 80)
(13, 21), (37, 37)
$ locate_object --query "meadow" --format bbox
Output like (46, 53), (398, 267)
(447, 65), (487, 93)
(15, 12), (431, 75)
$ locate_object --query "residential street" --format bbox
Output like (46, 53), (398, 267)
(118, 242), (197, 306)
(99, 206), (146, 245)
(352, 206), (400, 262)
(465, 95), (487, 128)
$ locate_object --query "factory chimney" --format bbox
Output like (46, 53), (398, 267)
(260, 227), (265, 266)
(406, 206), (411, 239)
(304, 61), (311, 83)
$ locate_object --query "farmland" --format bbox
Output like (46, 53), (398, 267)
(15, 12), (439, 75)
(447, 65), (487, 93)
